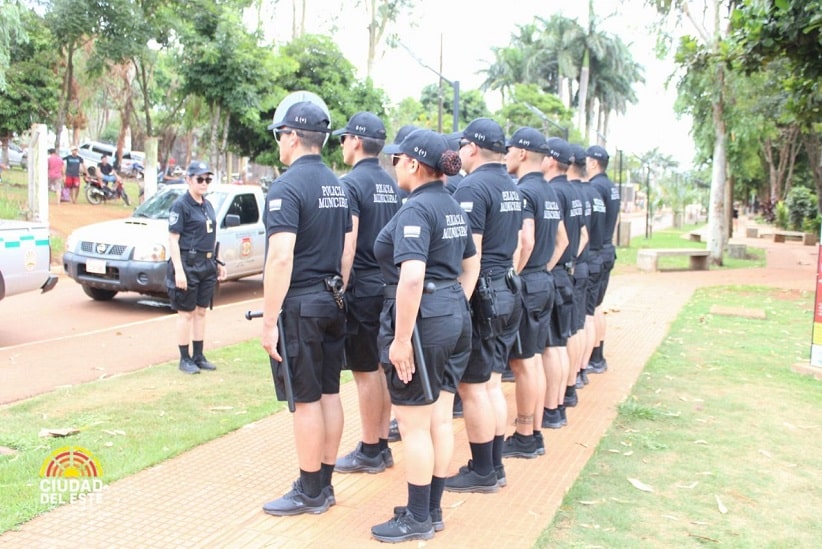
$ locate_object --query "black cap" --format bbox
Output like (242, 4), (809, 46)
(586, 145), (609, 161)
(462, 118), (506, 153)
(384, 129), (451, 171)
(187, 161), (213, 177)
(545, 138), (573, 165)
(506, 127), (547, 153)
(267, 101), (331, 133)
(393, 124), (419, 144)
(444, 131), (462, 152)
(569, 144), (587, 167)
(332, 112), (387, 139)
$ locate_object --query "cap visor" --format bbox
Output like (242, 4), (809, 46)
(382, 143), (402, 155)
(331, 128), (347, 136)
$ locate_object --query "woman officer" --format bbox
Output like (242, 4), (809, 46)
(370, 130), (479, 543)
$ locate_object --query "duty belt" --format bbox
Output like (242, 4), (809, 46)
(383, 279), (458, 299)
(520, 265), (547, 275)
(286, 282), (328, 297)
(181, 249), (214, 259)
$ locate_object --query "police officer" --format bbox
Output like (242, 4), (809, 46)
(502, 128), (568, 459)
(332, 112), (401, 475)
(370, 129), (478, 542)
(540, 138), (583, 429)
(167, 161), (227, 374)
(586, 145), (620, 373)
(447, 118), (523, 492)
(566, 144), (594, 402)
(260, 100), (350, 516)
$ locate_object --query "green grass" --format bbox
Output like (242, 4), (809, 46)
(536, 286), (821, 547)
(0, 341), (283, 533)
(615, 224), (767, 273)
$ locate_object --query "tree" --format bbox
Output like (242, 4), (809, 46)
(0, 0), (27, 93)
(362, 0), (412, 77)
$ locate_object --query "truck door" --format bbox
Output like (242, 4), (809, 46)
(220, 192), (265, 277)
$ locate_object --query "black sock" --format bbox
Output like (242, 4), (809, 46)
(492, 435), (504, 469)
(469, 441), (494, 475)
(378, 438), (388, 451)
(591, 344), (603, 362)
(178, 345), (190, 360)
(192, 340), (204, 358)
(407, 482), (430, 523)
(533, 429), (542, 440)
(429, 476), (445, 511)
(565, 385), (576, 398)
(299, 468), (323, 498)
(361, 441), (381, 458)
(320, 462), (334, 488)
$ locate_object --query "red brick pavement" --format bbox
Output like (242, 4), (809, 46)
(0, 228), (815, 548)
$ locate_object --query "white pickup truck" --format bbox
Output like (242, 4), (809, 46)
(63, 183), (268, 301)
(0, 220), (58, 301)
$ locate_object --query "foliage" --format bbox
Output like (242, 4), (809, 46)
(495, 84), (571, 139)
(419, 82), (489, 131)
(0, 0), (27, 92)
(784, 186), (818, 231)
(774, 200), (789, 229)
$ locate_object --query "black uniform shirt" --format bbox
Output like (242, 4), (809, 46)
(571, 179), (594, 262)
(264, 154), (352, 289)
(453, 163), (522, 274)
(374, 181), (476, 285)
(444, 173), (463, 195)
(168, 191), (217, 252)
(551, 175), (584, 265)
(518, 171), (562, 269)
(590, 173), (621, 245)
(583, 181), (607, 251)
(341, 157), (401, 285)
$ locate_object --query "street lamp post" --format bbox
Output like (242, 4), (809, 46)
(398, 39), (460, 132)
(617, 149), (623, 245)
(645, 165), (652, 240)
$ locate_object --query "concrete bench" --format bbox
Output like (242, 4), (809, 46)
(637, 248), (710, 272)
(745, 227), (758, 238)
(772, 230), (805, 243)
(688, 232), (702, 242)
(727, 242), (747, 259)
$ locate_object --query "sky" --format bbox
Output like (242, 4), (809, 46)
(251, 0), (695, 167)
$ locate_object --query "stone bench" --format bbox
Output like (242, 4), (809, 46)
(745, 227), (759, 238)
(772, 230), (806, 244)
(637, 248), (710, 273)
(727, 242), (747, 259)
(688, 232), (702, 242)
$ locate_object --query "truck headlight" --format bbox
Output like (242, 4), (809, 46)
(133, 243), (167, 262)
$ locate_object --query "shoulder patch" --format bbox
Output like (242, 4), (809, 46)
(268, 198), (282, 211)
(403, 225), (421, 238)
(168, 212), (179, 225)
(459, 201), (474, 213)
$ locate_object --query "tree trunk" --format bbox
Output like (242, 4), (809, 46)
(804, 132), (822, 214)
(577, 49), (590, 139)
(706, 65), (727, 266)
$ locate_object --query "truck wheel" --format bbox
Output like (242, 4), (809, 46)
(82, 285), (118, 301)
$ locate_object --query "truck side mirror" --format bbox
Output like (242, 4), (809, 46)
(225, 214), (241, 228)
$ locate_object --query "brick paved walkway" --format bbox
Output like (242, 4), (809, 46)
(1, 226), (815, 548)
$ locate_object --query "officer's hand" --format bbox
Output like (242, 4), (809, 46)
(217, 264), (227, 281)
(389, 339), (415, 384)
(262, 322), (282, 362)
(175, 272), (187, 291)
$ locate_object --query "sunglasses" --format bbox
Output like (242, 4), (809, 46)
(340, 134), (356, 145)
(458, 139), (472, 149)
(196, 176), (212, 184)
(273, 128), (296, 144)
(392, 154), (403, 167)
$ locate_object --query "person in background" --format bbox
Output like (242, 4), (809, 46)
(48, 148), (64, 203)
(62, 146), (85, 204)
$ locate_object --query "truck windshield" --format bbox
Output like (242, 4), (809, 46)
(131, 187), (228, 219)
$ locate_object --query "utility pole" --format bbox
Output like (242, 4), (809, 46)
(398, 40), (460, 132)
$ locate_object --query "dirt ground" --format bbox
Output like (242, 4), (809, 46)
(47, 198), (134, 265)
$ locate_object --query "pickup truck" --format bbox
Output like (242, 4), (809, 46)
(0, 220), (58, 301)
(63, 183), (267, 301)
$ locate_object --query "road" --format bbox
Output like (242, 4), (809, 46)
(0, 274), (266, 404)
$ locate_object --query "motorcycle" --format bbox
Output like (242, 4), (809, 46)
(84, 166), (131, 206)
(126, 160), (144, 180)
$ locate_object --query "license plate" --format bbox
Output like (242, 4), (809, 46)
(86, 258), (107, 274)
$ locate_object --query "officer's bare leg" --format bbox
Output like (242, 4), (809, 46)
(533, 353), (546, 430)
(431, 391), (455, 478)
(542, 346), (567, 410)
(395, 404), (434, 485)
(191, 306), (208, 341)
(293, 400), (326, 473)
(566, 332), (583, 386)
(176, 310), (193, 347)
(486, 372), (507, 438)
(320, 393), (344, 465)
(581, 315), (596, 369)
(353, 370), (391, 443)
(458, 381), (495, 443)
(593, 305), (606, 353)
(509, 357), (536, 436)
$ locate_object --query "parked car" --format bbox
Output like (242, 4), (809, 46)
(77, 141), (135, 176)
(62, 183), (267, 301)
(5, 143), (27, 170)
(0, 220), (58, 302)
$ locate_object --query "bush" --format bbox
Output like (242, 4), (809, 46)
(785, 186), (818, 231)
(775, 201), (789, 229)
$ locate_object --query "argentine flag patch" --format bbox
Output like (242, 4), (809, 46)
(459, 201), (474, 213)
(268, 198), (282, 211)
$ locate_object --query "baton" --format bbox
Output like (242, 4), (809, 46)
(411, 324), (435, 404)
(246, 310), (296, 413)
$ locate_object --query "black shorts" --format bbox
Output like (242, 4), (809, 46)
(571, 261), (589, 333)
(273, 291), (346, 404)
(585, 259), (601, 316)
(463, 279), (522, 383)
(509, 270), (553, 360)
(597, 245), (617, 306)
(344, 287), (384, 372)
(167, 258), (217, 312)
(379, 285), (471, 406)
(547, 267), (574, 347)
